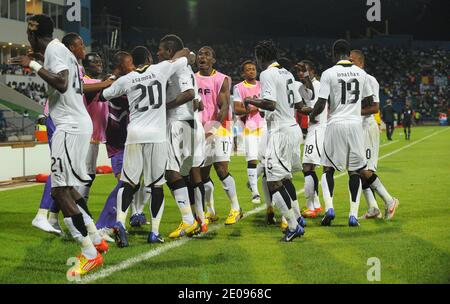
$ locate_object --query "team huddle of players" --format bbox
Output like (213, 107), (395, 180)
(11, 14), (399, 278)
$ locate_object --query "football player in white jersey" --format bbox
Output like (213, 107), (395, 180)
(244, 40), (306, 242)
(309, 40), (399, 227)
(101, 48), (191, 248)
(295, 60), (327, 219)
(350, 50), (400, 220)
(11, 14), (105, 276)
(157, 35), (204, 238)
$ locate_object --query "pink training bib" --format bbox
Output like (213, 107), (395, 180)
(195, 70), (232, 130)
(234, 80), (264, 130)
(83, 77), (108, 143)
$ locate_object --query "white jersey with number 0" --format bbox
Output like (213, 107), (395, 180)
(44, 39), (92, 135)
(260, 62), (301, 130)
(318, 60), (373, 124)
(363, 73), (380, 127)
(102, 57), (188, 144)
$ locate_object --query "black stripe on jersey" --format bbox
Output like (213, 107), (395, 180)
(323, 145), (341, 172)
(315, 130), (321, 158)
(64, 132), (91, 184)
(135, 65), (150, 74)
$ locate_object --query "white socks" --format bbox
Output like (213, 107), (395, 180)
(63, 217), (97, 259)
(363, 188), (379, 209)
(204, 180), (215, 215)
(304, 175), (315, 210)
(221, 175), (240, 211)
(173, 187), (194, 225)
(131, 186), (150, 215)
(151, 200), (164, 234)
(349, 180), (362, 218)
(272, 190), (297, 231)
(321, 174), (334, 211)
(36, 208), (48, 219)
(369, 177), (394, 207)
(78, 207), (102, 245)
(194, 186), (206, 224)
(247, 167), (259, 196)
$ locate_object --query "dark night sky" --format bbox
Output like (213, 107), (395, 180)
(91, 0), (450, 41)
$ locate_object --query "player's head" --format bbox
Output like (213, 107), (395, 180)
(112, 51), (135, 76)
(240, 60), (257, 81)
(26, 14), (54, 52)
(254, 40), (278, 70)
(197, 46), (216, 72)
(332, 39), (350, 62)
(277, 57), (292, 71)
(62, 32), (86, 61)
(132, 46), (153, 66)
(297, 59), (317, 80)
(158, 34), (184, 62)
(82, 52), (103, 78)
(350, 49), (365, 69)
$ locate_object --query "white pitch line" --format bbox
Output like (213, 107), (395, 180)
(80, 127), (448, 283)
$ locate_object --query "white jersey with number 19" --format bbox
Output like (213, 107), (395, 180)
(102, 57), (188, 144)
(318, 60), (373, 125)
(44, 39), (92, 135)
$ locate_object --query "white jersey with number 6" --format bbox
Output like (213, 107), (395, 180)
(318, 60), (373, 124)
(260, 62), (301, 131)
(102, 57), (188, 144)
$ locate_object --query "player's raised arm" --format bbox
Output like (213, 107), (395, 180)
(10, 55), (69, 94)
(100, 76), (127, 101)
(361, 76), (378, 116)
(84, 79), (114, 94)
(216, 77), (231, 124)
(166, 69), (195, 110)
(309, 70), (330, 122)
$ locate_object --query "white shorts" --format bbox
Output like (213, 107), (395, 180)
(265, 124), (302, 182)
(121, 143), (167, 187)
(167, 120), (205, 176)
(50, 130), (92, 188)
(363, 121), (380, 171)
(257, 125), (268, 163)
(302, 126), (326, 166)
(86, 143), (99, 175)
(204, 131), (233, 167)
(244, 127), (265, 162)
(321, 122), (367, 172)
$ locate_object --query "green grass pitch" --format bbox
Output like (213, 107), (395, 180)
(0, 126), (449, 284)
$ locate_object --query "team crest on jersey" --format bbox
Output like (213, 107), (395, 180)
(198, 88), (211, 95)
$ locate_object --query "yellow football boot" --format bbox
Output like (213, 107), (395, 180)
(205, 212), (219, 224)
(224, 208), (243, 225)
(168, 221), (199, 238)
(280, 216), (289, 232)
(68, 252), (103, 279)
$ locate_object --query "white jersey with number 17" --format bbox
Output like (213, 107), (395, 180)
(102, 57), (188, 144)
(318, 60), (373, 125)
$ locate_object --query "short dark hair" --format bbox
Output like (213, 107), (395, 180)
(131, 46), (151, 66)
(241, 60), (256, 72)
(332, 39), (350, 58)
(27, 14), (54, 38)
(82, 52), (101, 67)
(255, 40), (278, 63)
(62, 32), (81, 48)
(112, 51), (131, 68)
(199, 46), (216, 58)
(299, 59), (316, 73)
(160, 34), (184, 54)
(350, 49), (365, 64)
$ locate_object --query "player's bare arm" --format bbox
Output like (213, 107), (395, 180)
(217, 77), (230, 124)
(166, 89), (195, 110)
(10, 55), (69, 93)
(361, 96), (378, 116)
(172, 47), (191, 60)
(309, 97), (327, 123)
(245, 96), (276, 112)
(234, 101), (250, 115)
(83, 79), (114, 94)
